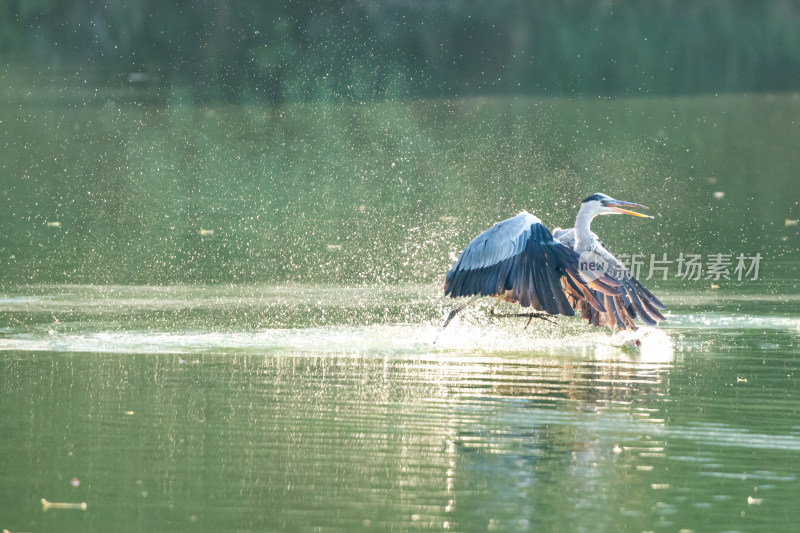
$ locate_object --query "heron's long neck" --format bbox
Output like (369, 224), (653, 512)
(574, 205), (596, 252)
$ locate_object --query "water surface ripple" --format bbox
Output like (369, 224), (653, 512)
(1, 284), (798, 533)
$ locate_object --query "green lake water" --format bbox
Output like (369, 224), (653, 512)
(1, 86), (800, 532)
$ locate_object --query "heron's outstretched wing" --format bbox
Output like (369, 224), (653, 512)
(555, 228), (666, 330)
(444, 212), (618, 317)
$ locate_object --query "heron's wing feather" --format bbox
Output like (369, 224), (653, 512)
(552, 227), (575, 248)
(554, 228), (620, 294)
(444, 213), (607, 317)
(554, 228), (666, 330)
(596, 247), (667, 320)
(448, 212), (541, 271)
(565, 243), (666, 330)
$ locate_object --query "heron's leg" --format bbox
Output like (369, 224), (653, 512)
(490, 307), (557, 326)
(522, 313), (558, 328)
(434, 295), (481, 343)
(440, 295), (480, 329)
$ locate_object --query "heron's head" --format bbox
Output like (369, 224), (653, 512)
(581, 193), (652, 218)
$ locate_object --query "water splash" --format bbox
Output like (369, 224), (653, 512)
(0, 323), (669, 360)
(609, 326), (675, 363)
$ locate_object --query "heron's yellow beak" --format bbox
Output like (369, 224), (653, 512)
(608, 200), (652, 218)
(610, 206), (652, 218)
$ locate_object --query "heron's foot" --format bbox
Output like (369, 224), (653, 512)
(434, 297), (480, 344)
(489, 308), (557, 327)
(440, 307), (461, 331)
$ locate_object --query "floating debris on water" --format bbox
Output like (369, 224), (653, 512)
(747, 496), (763, 505)
(41, 498), (87, 511)
(785, 219), (799, 227)
(712, 191), (725, 199)
(199, 228), (214, 236)
(326, 244), (342, 251)
(707, 177), (718, 184)
(46, 221), (61, 228)
(70, 477), (80, 487)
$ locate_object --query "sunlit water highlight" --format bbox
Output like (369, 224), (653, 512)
(0, 321), (675, 360)
(1, 283), (799, 533)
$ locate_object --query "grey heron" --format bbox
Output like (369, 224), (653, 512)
(440, 193), (666, 333)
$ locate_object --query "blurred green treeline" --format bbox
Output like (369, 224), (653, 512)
(2, 0), (800, 102)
